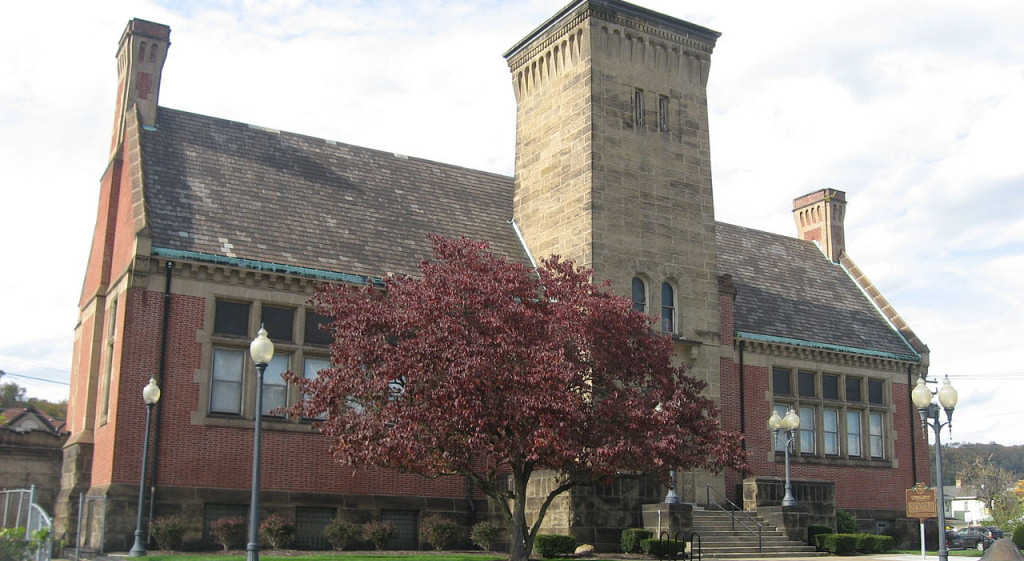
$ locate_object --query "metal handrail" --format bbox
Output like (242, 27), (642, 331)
(705, 483), (762, 554)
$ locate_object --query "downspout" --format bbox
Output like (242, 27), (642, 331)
(908, 365), (918, 486)
(147, 260), (173, 534)
(738, 340), (747, 478)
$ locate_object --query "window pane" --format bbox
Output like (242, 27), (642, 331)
(631, 277), (647, 313)
(823, 375), (839, 400)
(798, 371), (816, 397)
(773, 404), (789, 452)
(870, 412), (884, 458)
(660, 282), (674, 333)
(302, 357), (331, 419)
(868, 379), (884, 405)
(799, 406), (816, 455)
(262, 306), (294, 343)
(847, 411), (862, 457)
(304, 311), (334, 346)
(215, 301), (250, 336)
(773, 368), (792, 396)
(262, 354), (289, 415)
(211, 348), (244, 414)
(824, 409), (839, 455)
(846, 377), (862, 402)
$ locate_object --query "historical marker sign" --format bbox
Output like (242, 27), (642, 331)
(906, 482), (937, 520)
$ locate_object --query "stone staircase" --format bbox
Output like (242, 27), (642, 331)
(686, 509), (824, 559)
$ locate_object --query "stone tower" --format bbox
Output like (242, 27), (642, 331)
(505, 0), (721, 349)
(504, 0), (726, 532)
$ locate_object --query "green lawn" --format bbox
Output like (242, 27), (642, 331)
(141, 555), (505, 561)
(893, 550), (984, 557)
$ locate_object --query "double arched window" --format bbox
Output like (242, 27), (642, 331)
(631, 276), (678, 334)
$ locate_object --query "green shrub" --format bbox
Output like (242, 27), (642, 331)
(364, 520), (395, 550)
(210, 516), (246, 551)
(807, 524), (833, 549)
(0, 527), (38, 561)
(324, 516), (361, 551)
(819, 533), (860, 555)
(534, 534), (576, 558)
(259, 514), (294, 549)
(861, 534), (894, 553)
(150, 515), (187, 551)
(470, 520), (501, 551)
(420, 515), (460, 551)
(621, 528), (653, 553)
(1014, 525), (1024, 550)
(640, 538), (685, 557)
(836, 509), (859, 533)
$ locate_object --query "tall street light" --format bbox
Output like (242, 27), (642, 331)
(129, 378), (162, 556)
(247, 326), (274, 561)
(912, 374), (958, 561)
(768, 407), (800, 507)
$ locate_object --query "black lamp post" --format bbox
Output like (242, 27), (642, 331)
(768, 407), (801, 507)
(129, 378), (161, 557)
(912, 374), (958, 561)
(246, 326), (274, 561)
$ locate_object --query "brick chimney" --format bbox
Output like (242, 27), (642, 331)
(111, 19), (170, 152)
(793, 188), (846, 263)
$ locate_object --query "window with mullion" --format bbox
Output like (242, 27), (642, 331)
(799, 406), (816, 455)
(847, 410), (863, 457)
(772, 404), (789, 452)
(824, 408), (840, 455)
(211, 347), (244, 414)
(869, 412), (884, 458)
(302, 357), (331, 419)
(261, 354), (290, 416)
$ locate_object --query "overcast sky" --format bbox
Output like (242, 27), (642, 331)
(1, 0), (1022, 446)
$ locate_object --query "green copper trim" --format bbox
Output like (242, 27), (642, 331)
(150, 247), (385, 287)
(735, 331), (921, 362)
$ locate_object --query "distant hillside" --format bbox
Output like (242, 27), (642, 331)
(938, 442), (1024, 486)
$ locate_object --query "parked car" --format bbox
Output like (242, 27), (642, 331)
(946, 530), (964, 550)
(955, 526), (994, 550)
(987, 526), (1005, 539)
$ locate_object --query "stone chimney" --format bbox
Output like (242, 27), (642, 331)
(111, 19), (170, 152)
(793, 188), (847, 263)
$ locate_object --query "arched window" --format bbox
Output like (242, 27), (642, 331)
(661, 282), (675, 333)
(631, 277), (647, 313)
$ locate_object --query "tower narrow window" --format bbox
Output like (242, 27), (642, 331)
(633, 88), (645, 127)
(631, 277), (647, 313)
(660, 282), (674, 333)
(658, 95), (669, 131)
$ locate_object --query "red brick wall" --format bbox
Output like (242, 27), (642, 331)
(726, 360), (926, 511)
(102, 287), (470, 499)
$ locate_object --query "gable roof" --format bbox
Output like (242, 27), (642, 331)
(716, 222), (919, 361)
(1, 405), (66, 435)
(136, 107), (917, 361)
(139, 108), (527, 280)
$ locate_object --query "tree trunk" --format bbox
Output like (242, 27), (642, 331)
(509, 469), (532, 561)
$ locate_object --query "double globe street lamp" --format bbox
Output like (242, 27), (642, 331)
(911, 375), (958, 561)
(129, 378), (162, 557)
(768, 407), (801, 507)
(247, 326), (275, 561)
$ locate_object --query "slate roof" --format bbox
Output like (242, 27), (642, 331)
(716, 222), (918, 359)
(139, 108), (527, 280)
(137, 107), (915, 360)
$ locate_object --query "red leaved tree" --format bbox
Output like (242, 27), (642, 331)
(291, 236), (745, 560)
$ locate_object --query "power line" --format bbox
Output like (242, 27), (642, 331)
(0, 370), (70, 386)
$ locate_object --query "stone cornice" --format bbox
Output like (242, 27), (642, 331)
(737, 333), (921, 373)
